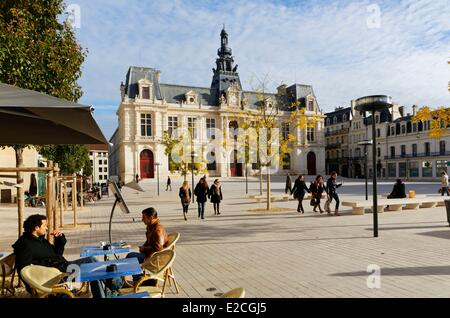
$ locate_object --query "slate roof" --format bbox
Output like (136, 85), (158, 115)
(324, 107), (351, 126)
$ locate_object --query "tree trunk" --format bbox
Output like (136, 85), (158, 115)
(15, 147), (25, 238)
(259, 167), (263, 195)
(267, 165), (271, 210)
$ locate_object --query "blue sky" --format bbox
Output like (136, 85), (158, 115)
(65, 0), (450, 139)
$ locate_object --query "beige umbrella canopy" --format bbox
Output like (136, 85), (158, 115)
(0, 83), (107, 145)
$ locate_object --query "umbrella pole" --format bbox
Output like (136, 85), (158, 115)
(54, 163), (59, 230)
(59, 177), (64, 228)
(46, 161), (54, 242)
(73, 174), (77, 227)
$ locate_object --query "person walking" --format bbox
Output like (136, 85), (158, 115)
(29, 173), (38, 207)
(209, 179), (223, 215)
(179, 181), (192, 221)
(441, 171), (450, 196)
(135, 174), (139, 183)
(291, 175), (310, 213)
(166, 176), (172, 191)
(194, 178), (209, 219)
(309, 175), (326, 213)
(326, 171), (343, 216)
(285, 173), (292, 194)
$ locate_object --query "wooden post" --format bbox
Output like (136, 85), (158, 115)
(73, 174), (77, 227)
(59, 177), (64, 228)
(46, 161), (54, 242)
(63, 181), (68, 210)
(54, 164), (59, 230)
(80, 176), (84, 210)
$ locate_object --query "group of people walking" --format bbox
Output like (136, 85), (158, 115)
(288, 172), (343, 216)
(179, 177), (223, 221)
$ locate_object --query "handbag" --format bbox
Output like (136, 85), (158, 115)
(310, 198), (316, 206)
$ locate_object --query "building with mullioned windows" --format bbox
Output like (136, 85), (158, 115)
(109, 28), (326, 183)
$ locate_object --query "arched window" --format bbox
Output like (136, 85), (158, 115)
(333, 116), (337, 124)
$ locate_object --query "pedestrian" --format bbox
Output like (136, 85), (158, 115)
(309, 175), (326, 213)
(135, 174), (139, 183)
(209, 179), (223, 215)
(166, 176), (172, 191)
(440, 171), (449, 196)
(29, 173), (38, 207)
(285, 173), (292, 194)
(326, 171), (343, 216)
(387, 179), (407, 199)
(179, 181), (191, 221)
(291, 175), (310, 213)
(194, 178), (209, 219)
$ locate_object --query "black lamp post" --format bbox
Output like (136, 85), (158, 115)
(154, 162), (160, 196)
(355, 95), (393, 238)
(358, 140), (373, 201)
(191, 152), (197, 203)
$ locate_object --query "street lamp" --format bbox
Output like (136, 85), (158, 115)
(191, 151), (197, 203)
(154, 162), (160, 196)
(355, 95), (393, 238)
(358, 140), (373, 201)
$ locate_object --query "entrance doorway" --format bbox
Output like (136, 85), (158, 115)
(307, 152), (316, 175)
(140, 149), (154, 179)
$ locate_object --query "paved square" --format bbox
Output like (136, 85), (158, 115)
(1, 176), (450, 298)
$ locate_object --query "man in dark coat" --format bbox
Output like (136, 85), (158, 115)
(13, 214), (122, 297)
(387, 179), (407, 199)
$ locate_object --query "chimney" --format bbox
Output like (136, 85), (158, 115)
(120, 81), (126, 101)
(412, 104), (418, 116)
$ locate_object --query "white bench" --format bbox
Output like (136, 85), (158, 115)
(342, 197), (445, 215)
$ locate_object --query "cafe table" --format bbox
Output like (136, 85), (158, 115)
(78, 257), (142, 283)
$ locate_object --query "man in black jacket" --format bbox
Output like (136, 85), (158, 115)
(12, 214), (122, 297)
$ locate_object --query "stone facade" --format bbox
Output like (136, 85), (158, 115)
(109, 28), (326, 183)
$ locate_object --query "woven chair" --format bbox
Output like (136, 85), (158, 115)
(220, 287), (246, 298)
(119, 249), (175, 298)
(0, 253), (16, 296)
(158, 232), (180, 293)
(20, 265), (76, 298)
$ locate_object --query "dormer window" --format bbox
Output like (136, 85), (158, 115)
(185, 90), (198, 105)
(138, 78), (153, 100)
(343, 114), (347, 121)
(333, 116), (337, 124)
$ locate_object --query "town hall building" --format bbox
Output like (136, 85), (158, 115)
(109, 28), (326, 182)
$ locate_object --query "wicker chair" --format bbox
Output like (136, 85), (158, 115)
(221, 287), (246, 298)
(0, 253), (16, 296)
(158, 232), (180, 293)
(20, 265), (76, 298)
(119, 249), (175, 298)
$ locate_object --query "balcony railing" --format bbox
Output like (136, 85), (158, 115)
(384, 151), (450, 160)
(325, 128), (349, 137)
(326, 143), (341, 149)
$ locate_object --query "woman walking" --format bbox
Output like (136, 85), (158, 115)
(179, 181), (191, 221)
(194, 178), (209, 219)
(209, 179), (223, 215)
(309, 175), (326, 213)
(291, 175), (310, 213)
(326, 171), (343, 216)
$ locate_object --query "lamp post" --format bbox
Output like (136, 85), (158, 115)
(355, 95), (393, 238)
(358, 140), (373, 201)
(154, 162), (160, 196)
(191, 151), (197, 203)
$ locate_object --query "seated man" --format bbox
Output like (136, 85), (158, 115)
(13, 214), (123, 298)
(126, 207), (169, 281)
(387, 179), (407, 199)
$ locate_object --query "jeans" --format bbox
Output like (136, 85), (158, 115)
(67, 257), (124, 298)
(126, 252), (146, 282)
(182, 202), (189, 213)
(441, 187), (449, 196)
(328, 192), (340, 209)
(197, 202), (205, 218)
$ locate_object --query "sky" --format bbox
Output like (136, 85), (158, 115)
(65, 0), (450, 140)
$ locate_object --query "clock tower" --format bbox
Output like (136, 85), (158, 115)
(210, 26), (242, 106)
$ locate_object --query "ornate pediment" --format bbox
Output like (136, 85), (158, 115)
(185, 90), (198, 105)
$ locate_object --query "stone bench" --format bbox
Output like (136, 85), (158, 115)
(254, 194), (290, 202)
(342, 197), (445, 215)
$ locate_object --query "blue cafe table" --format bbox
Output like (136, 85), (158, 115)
(80, 243), (131, 258)
(78, 257), (142, 283)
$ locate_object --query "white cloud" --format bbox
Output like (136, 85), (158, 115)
(69, 0), (450, 138)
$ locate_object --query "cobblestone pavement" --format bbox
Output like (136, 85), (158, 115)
(1, 176), (450, 298)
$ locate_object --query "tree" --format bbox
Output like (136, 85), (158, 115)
(230, 75), (318, 210)
(412, 106), (450, 139)
(0, 0), (86, 234)
(38, 145), (91, 175)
